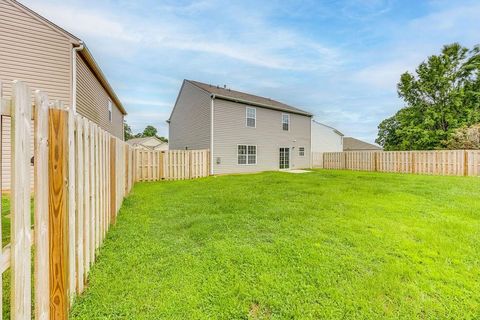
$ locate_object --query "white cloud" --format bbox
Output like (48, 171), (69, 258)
(21, 0), (343, 71)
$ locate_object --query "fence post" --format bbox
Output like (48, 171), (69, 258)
(464, 150), (469, 176)
(34, 90), (50, 320)
(110, 137), (117, 224)
(11, 80), (33, 320)
(48, 105), (69, 320)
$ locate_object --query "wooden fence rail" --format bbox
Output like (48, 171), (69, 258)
(0, 80), (134, 320)
(313, 150), (480, 176)
(134, 149), (210, 182)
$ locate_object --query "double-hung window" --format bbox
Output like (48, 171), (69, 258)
(238, 145), (256, 165)
(299, 147), (305, 156)
(246, 107), (256, 128)
(282, 113), (290, 131)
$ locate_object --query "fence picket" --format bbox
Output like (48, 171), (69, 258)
(48, 105), (68, 320)
(132, 150), (210, 182)
(313, 150), (480, 177)
(75, 115), (84, 294)
(67, 107), (76, 304)
(34, 90), (49, 320)
(83, 118), (91, 277)
(11, 81), (32, 320)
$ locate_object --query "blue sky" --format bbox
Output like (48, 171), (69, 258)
(23, 0), (480, 143)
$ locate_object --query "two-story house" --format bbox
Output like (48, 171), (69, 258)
(168, 80), (313, 174)
(0, 0), (127, 189)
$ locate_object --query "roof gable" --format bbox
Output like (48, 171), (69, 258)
(8, 0), (126, 115)
(312, 120), (344, 136)
(187, 80), (312, 117)
(7, 0), (80, 44)
(127, 136), (165, 146)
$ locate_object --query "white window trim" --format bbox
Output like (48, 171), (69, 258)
(246, 107), (256, 128)
(237, 144), (257, 165)
(108, 100), (113, 123)
(299, 147), (305, 156)
(282, 113), (290, 131)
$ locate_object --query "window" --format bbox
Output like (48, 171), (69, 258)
(282, 113), (290, 131)
(246, 107), (256, 128)
(108, 101), (113, 122)
(299, 147), (305, 156)
(238, 145), (256, 165)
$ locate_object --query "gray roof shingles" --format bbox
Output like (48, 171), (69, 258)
(343, 137), (382, 151)
(187, 80), (313, 116)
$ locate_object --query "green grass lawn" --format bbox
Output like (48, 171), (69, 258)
(70, 170), (480, 319)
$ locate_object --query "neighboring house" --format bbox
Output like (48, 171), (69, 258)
(168, 80), (313, 174)
(311, 120), (344, 153)
(127, 136), (169, 151)
(0, 0), (127, 189)
(343, 137), (382, 151)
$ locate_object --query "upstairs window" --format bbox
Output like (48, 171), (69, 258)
(246, 107), (256, 128)
(108, 101), (113, 122)
(299, 147), (305, 156)
(238, 145), (257, 165)
(282, 113), (290, 131)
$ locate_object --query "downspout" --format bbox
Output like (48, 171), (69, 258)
(72, 42), (84, 114)
(309, 117), (313, 169)
(210, 94), (215, 175)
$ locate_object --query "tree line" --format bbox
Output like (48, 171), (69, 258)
(124, 122), (168, 142)
(376, 43), (480, 150)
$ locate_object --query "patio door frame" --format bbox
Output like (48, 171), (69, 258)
(279, 147), (290, 169)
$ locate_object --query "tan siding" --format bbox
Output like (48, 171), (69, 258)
(0, 0), (72, 102)
(212, 99), (311, 174)
(1, 117), (34, 191)
(76, 53), (124, 139)
(169, 81), (211, 150)
(0, 0), (72, 191)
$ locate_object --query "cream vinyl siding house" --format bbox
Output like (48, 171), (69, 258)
(168, 80), (313, 175)
(127, 136), (168, 151)
(311, 120), (344, 153)
(0, 0), (127, 189)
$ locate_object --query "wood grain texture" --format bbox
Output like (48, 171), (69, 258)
(83, 118), (90, 275)
(11, 80), (32, 320)
(110, 137), (116, 224)
(75, 115), (84, 293)
(49, 107), (69, 320)
(89, 123), (95, 264)
(34, 89), (50, 320)
(134, 150), (210, 182)
(318, 150), (480, 176)
(67, 108), (76, 304)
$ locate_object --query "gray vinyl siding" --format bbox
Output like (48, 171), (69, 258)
(212, 99), (311, 174)
(169, 81), (211, 150)
(76, 53), (124, 139)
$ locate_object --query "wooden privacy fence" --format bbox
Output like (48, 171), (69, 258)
(0, 80), (134, 320)
(313, 150), (480, 176)
(134, 149), (210, 181)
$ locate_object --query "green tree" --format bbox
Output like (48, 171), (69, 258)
(446, 124), (480, 149)
(142, 125), (158, 137)
(124, 121), (134, 141)
(376, 43), (480, 150)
